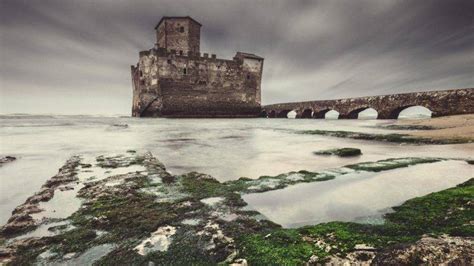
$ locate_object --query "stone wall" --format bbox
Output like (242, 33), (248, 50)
(263, 88), (474, 119)
(131, 48), (263, 117)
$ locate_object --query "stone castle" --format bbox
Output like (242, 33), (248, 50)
(131, 16), (264, 117)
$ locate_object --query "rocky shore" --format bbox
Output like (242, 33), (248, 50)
(0, 156), (16, 167)
(0, 152), (472, 265)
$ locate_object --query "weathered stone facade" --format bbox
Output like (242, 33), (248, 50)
(263, 88), (474, 119)
(132, 16), (263, 117)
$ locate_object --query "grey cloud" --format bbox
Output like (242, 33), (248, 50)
(1, 0), (473, 114)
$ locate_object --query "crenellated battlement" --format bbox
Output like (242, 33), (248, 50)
(137, 46), (257, 66)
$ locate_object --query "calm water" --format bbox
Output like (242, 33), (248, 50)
(0, 115), (473, 225)
(243, 160), (473, 227)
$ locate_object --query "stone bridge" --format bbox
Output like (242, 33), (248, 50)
(262, 88), (474, 119)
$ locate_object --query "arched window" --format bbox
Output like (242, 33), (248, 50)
(183, 68), (187, 75)
(179, 26), (184, 33)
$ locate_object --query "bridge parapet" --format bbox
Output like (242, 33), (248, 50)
(263, 88), (474, 119)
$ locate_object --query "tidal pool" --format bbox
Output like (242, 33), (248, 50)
(243, 160), (473, 227)
(0, 115), (473, 224)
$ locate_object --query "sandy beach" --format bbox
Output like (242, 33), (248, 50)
(397, 114), (474, 142)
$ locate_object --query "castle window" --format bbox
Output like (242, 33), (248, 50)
(179, 26), (184, 33)
(179, 50), (183, 56)
(167, 59), (172, 64)
(247, 74), (251, 80)
(140, 80), (145, 85)
(139, 71), (143, 77)
(183, 68), (187, 75)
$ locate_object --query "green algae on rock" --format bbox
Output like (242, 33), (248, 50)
(0, 153), (278, 265)
(299, 129), (469, 144)
(381, 124), (437, 130)
(345, 157), (442, 172)
(237, 178), (474, 265)
(224, 157), (443, 193)
(314, 148), (362, 157)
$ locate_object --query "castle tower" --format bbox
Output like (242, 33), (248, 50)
(155, 16), (201, 55)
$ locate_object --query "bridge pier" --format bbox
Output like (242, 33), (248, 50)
(301, 109), (312, 118)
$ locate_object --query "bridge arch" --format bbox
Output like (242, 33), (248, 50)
(286, 110), (300, 119)
(268, 110), (277, 118)
(313, 108), (340, 119)
(313, 109), (330, 119)
(388, 105), (432, 119)
(277, 109), (292, 118)
(358, 108), (378, 119)
(325, 110), (340, 119)
(301, 108), (313, 118)
(397, 106), (432, 119)
(341, 107), (378, 119)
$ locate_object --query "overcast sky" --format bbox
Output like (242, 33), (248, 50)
(1, 0), (473, 115)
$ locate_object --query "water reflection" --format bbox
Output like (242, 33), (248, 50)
(243, 161), (472, 227)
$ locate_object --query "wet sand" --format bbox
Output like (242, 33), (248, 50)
(398, 114), (474, 141)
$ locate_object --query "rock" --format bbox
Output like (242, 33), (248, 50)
(63, 252), (77, 259)
(161, 172), (175, 183)
(111, 123), (128, 128)
(2, 214), (35, 235)
(0, 237), (52, 263)
(1, 156), (80, 237)
(230, 258), (248, 266)
(0, 156), (16, 166)
(372, 235), (473, 265)
(308, 255), (319, 263)
(313, 148), (362, 157)
(354, 244), (377, 251)
(324, 250), (376, 265)
(59, 186), (74, 191)
(0, 246), (15, 263)
(80, 163), (92, 168)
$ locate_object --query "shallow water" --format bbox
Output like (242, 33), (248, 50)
(0, 115), (473, 225)
(38, 244), (117, 265)
(10, 220), (74, 242)
(243, 160), (473, 227)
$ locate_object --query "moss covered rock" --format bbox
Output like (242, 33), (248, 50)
(314, 148), (362, 157)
